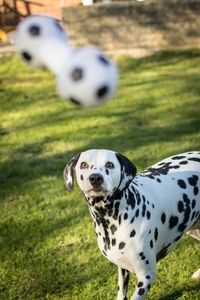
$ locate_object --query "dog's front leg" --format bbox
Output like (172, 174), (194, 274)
(117, 267), (130, 300)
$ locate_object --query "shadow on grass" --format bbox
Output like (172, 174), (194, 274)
(158, 281), (200, 300)
(0, 111), (199, 200)
(0, 203), (87, 256)
(118, 49), (200, 71)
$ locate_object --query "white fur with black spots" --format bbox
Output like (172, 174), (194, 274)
(64, 150), (200, 299)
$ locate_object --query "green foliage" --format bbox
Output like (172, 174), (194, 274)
(0, 50), (200, 299)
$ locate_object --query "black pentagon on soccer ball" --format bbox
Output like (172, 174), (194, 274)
(21, 51), (32, 62)
(71, 68), (84, 81)
(29, 25), (40, 36)
(96, 85), (109, 99)
(69, 97), (82, 106)
(98, 55), (109, 65)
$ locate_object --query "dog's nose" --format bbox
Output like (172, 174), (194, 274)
(89, 173), (104, 186)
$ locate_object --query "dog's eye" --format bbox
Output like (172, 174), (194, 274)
(105, 161), (114, 169)
(80, 162), (89, 169)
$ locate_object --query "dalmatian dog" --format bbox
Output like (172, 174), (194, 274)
(64, 149), (200, 300)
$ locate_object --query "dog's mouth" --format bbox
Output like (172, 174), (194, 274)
(85, 187), (108, 197)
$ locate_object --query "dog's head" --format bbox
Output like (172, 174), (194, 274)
(64, 149), (137, 201)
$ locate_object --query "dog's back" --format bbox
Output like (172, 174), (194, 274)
(133, 151), (200, 259)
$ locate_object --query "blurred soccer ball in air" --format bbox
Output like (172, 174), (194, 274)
(15, 15), (70, 74)
(56, 46), (118, 108)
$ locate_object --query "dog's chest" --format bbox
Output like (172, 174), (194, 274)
(93, 214), (138, 270)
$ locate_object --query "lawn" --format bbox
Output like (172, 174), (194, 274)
(0, 50), (200, 300)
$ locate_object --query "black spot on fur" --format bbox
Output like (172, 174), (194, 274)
(184, 196), (191, 221)
(105, 169), (109, 175)
(80, 174), (83, 181)
(172, 155), (186, 160)
(138, 282), (143, 288)
(179, 160), (188, 165)
(191, 210), (196, 221)
(142, 203), (146, 217)
(110, 224), (117, 235)
(123, 270), (130, 293)
(177, 193), (192, 232)
(174, 234), (183, 242)
(188, 157), (200, 163)
(170, 165), (180, 170)
(192, 199), (196, 209)
(177, 179), (187, 189)
(147, 211), (151, 220)
(130, 229), (136, 237)
(127, 190), (136, 209)
(161, 212), (166, 224)
(194, 186), (199, 195)
(150, 240), (153, 248)
(122, 269), (126, 276)
(154, 228), (158, 241)
(147, 284), (151, 290)
(178, 223), (187, 233)
(124, 212), (128, 220)
(112, 239), (116, 246)
(139, 252), (146, 260)
(119, 242), (126, 250)
(113, 201), (120, 220)
(135, 209), (139, 218)
(143, 161), (180, 179)
(177, 201), (184, 213)
(156, 244), (171, 262)
(188, 175), (198, 186)
(138, 288), (145, 296)
(169, 216), (179, 229)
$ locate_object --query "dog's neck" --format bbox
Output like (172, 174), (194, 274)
(84, 184), (139, 254)
(85, 182), (137, 222)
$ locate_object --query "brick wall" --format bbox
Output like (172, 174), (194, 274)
(16, 0), (81, 20)
(62, 0), (200, 55)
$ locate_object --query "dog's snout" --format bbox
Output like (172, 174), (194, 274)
(89, 173), (104, 186)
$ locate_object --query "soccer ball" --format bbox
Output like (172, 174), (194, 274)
(56, 46), (118, 108)
(15, 15), (70, 74)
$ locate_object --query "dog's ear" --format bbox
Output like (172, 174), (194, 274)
(116, 152), (137, 189)
(63, 153), (80, 192)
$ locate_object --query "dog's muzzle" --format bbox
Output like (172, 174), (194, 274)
(85, 173), (108, 197)
(89, 173), (104, 189)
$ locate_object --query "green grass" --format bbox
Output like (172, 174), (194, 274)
(0, 50), (200, 300)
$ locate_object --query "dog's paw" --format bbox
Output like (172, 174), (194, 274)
(191, 268), (200, 280)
